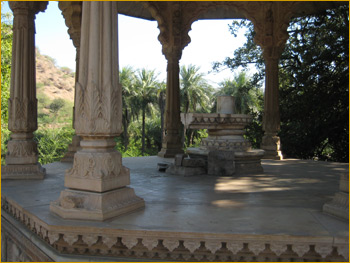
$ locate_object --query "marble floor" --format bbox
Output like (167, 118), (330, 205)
(1, 157), (348, 261)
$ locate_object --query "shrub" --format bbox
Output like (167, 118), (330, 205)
(34, 127), (75, 164)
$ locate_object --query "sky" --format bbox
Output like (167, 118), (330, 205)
(2, 1), (253, 88)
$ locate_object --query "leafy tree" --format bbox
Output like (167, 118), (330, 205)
(134, 69), (160, 155)
(213, 5), (349, 161)
(1, 5), (13, 128)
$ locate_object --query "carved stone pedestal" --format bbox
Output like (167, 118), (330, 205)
(2, 134), (45, 180)
(180, 96), (265, 176)
(51, 138), (145, 221)
(261, 134), (283, 160)
(323, 173), (349, 220)
(61, 135), (81, 162)
(235, 150), (265, 174)
(50, 187), (144, 221)
(1, 164), (45, 180)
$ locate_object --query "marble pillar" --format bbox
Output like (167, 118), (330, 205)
(261, 55), (283, 160)
(2, 1), (48, 180)
(158, 50), (184, 158)
(252, 3), (292, 160)
(59, 2), (82, 163)
(50, 1), (144, 220)
(61, 47), (81, 162)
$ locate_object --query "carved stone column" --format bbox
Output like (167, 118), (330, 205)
(2, 1), (48, 179)
(261, 52), (283, 160)
(50, 1), (144, 220)
(157, 2), (187, 158)
(158, 49), (184, 158)
(253, 4), (291, 160)
(60, 48), (81, 162)
(59, 2), (82, 162)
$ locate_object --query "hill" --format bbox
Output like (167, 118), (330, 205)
(36, 49), (75, 102)
(35, 49), (75, 128)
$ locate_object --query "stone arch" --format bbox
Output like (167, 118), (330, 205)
(180, 2), (261, 51)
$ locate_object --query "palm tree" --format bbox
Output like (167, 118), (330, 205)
(134, 69), (160, 155)
(180, 64), (213, 113)
(157, 81), (166, 148)
(216, 72), (261, 114)
(180, 65), (214, 146)
(119, 66), (137, 150)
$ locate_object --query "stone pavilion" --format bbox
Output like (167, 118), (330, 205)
(1, 1), (348, 261)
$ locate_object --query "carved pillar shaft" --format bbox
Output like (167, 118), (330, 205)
(158, 55), (184, 158)
(2, 2), (47, 179)
(261, 55), (283, 159)
(253, 3), (289, 160)
(262, 58), (280, 134)
(61, 47), (81, 162)
(50, 1), (144, 221)
(59, 2), (82, 162)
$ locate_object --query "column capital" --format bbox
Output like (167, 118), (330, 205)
(163, 46), (182, 62)
(59, 1), (82, 49)
(9, 1), (48, 15)
(252, 2), (296, 60)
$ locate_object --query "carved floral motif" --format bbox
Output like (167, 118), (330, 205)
(7, 141), (37, 158)
(2, 197), (348, 262)
(292, 243), (310, 257)
(66, 151), (121, 180)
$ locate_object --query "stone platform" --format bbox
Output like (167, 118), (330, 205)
(1, 157), (349, 261)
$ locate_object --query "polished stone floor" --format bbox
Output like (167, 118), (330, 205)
(2, 157), (348, 238)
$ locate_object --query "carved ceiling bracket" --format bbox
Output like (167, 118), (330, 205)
(252, 2), (298, 60)
(58, 1), (82, 49)
(143, 1), (189, 61)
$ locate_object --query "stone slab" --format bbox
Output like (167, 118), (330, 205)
(1, 157), (348, 237)
(166, 164), (206, 176)
(182, 158), (205, 167)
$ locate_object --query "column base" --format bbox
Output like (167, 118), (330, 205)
(261, 150), (283, 160)
(50, 187), (145, 221)
(61, 135), (81, 163)
(158, 147), (184, 158)
(261, 134), (283, 160)
(1, 163), (46, 180)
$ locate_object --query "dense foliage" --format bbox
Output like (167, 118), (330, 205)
(214, 5), (349, 162)
(1, 6), (12, 127)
